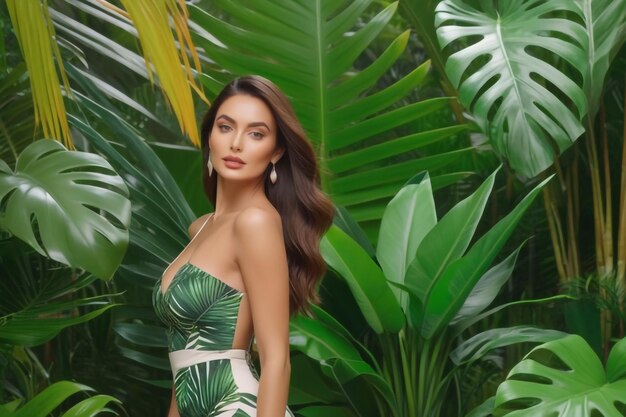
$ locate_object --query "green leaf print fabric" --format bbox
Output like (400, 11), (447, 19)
(155, 262), (244, 351)
(153, 262), (295, 417)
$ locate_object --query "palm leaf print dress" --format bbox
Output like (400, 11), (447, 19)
(153, 215), (295, 417)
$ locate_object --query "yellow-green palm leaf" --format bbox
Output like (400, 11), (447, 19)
(6, 0), (73, 148)
(115, 0), (207, 147)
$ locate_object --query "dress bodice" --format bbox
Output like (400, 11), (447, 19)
(153, 262), (245, 352)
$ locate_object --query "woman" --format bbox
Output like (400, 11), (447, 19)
(153, 75), (335, 417)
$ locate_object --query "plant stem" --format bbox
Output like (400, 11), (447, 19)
(618, 83), (626, 338)
(566, 148), (581, 277)
(600, 104), (614, 276)
(585, 116), (607, 276)
(398, 328), (415, 417)
(381, 332), (404, 414)
(618, 82), (626, 289)
(542, 180), (568, 283)
(417, 338), (430, 415)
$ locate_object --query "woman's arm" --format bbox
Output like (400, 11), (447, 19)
(168, 384), (180, 417)
(234, 208), (291, 417)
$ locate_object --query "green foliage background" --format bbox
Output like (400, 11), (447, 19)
(0, 0), (625, 416)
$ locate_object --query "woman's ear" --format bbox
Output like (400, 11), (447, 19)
(272, 147), (286, 164)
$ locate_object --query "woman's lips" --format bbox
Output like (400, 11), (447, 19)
(223, 159), (245, 169)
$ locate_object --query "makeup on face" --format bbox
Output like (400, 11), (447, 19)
(210, 95), (278, 179)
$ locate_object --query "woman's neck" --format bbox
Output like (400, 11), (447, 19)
(213, 175), (268, 218)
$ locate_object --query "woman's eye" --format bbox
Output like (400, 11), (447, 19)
(218, 125), (231, 132)
(251, 131), (265, 139)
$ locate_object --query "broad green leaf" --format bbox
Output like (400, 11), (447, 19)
(289, 314), (365, 363)
(406, 166), (500, 312)
(0, 303), (116, 347)
(0, 399), (21, 413)
(289, 354), (344, 405)
(436, 0), (588, 178)
(606, 337), (626, 382)
(450, 241), (526, 326)
(421, 174), (553, 338)
(575, 0), (626, 117)
(333, 205), (376, 257)
(450, 326), (567, 366)
(452, 294), (573, 338)
(0, 139), (131, 280)
(290, 314), (396, 417)
(61, 395), (121, 417)
(117, 346), (170, 371)
(329, 358), (398, 417)
(377, 171), (437, 310)
(387, 280), (424, 330)
(9, 381), (92, 417)
(494, 335), (626, 417)
(466, 397), (495, 417)
(321, 225), (404, 333)
(311, 305), (380, 371)
(113, 323), (168, 348)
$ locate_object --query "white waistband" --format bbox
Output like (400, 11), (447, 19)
(168, 349), (251, 376)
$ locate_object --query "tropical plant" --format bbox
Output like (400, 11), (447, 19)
(63, 70), (199, 406)
(289, 166), (570, 417)
(470, 335), (626, 417)
(398, 0), (464, 122)
(5, 0), (73, 148)
(434, 0), (625, 178)
(5, 0), (206, 149)
(5, 1), (613, 416)
(0, 139), (129, 414)
(0, 248), (118, 348)
(0, 139), (131, 280)
(433, 0), (626, 356)
(0, 64), (35, 168)
(0, 380), (121, 417)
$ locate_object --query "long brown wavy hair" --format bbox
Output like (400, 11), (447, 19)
(200, 75), (335, 316)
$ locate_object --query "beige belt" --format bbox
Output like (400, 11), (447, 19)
(168, 349), (251, 376)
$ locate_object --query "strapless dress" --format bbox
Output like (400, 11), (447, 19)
(153, 261), (294, 417)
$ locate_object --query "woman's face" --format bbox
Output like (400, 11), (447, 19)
(208, 94), (283, 183)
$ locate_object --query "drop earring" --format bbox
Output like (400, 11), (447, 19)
(207, 151), (213, 176)
(270, 162), (277, 184)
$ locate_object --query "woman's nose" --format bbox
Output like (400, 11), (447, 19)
(230, 132), (243, 151)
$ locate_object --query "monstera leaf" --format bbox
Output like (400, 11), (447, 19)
(435, 0), (589, 178)
(574, 0), (626, 117)
(0, 139), (131, 280)
(493, 335), (626, 417)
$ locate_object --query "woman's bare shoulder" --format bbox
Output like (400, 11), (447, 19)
(233, 206), (281, 233)
(187, 212), (214, 239)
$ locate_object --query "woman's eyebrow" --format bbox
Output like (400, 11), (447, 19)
(216, 114), (236, 124)
(216, 114), (271, 131)
(249, 122), (271, 131)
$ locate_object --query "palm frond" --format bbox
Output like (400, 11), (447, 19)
(6, 0), (73, 148)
